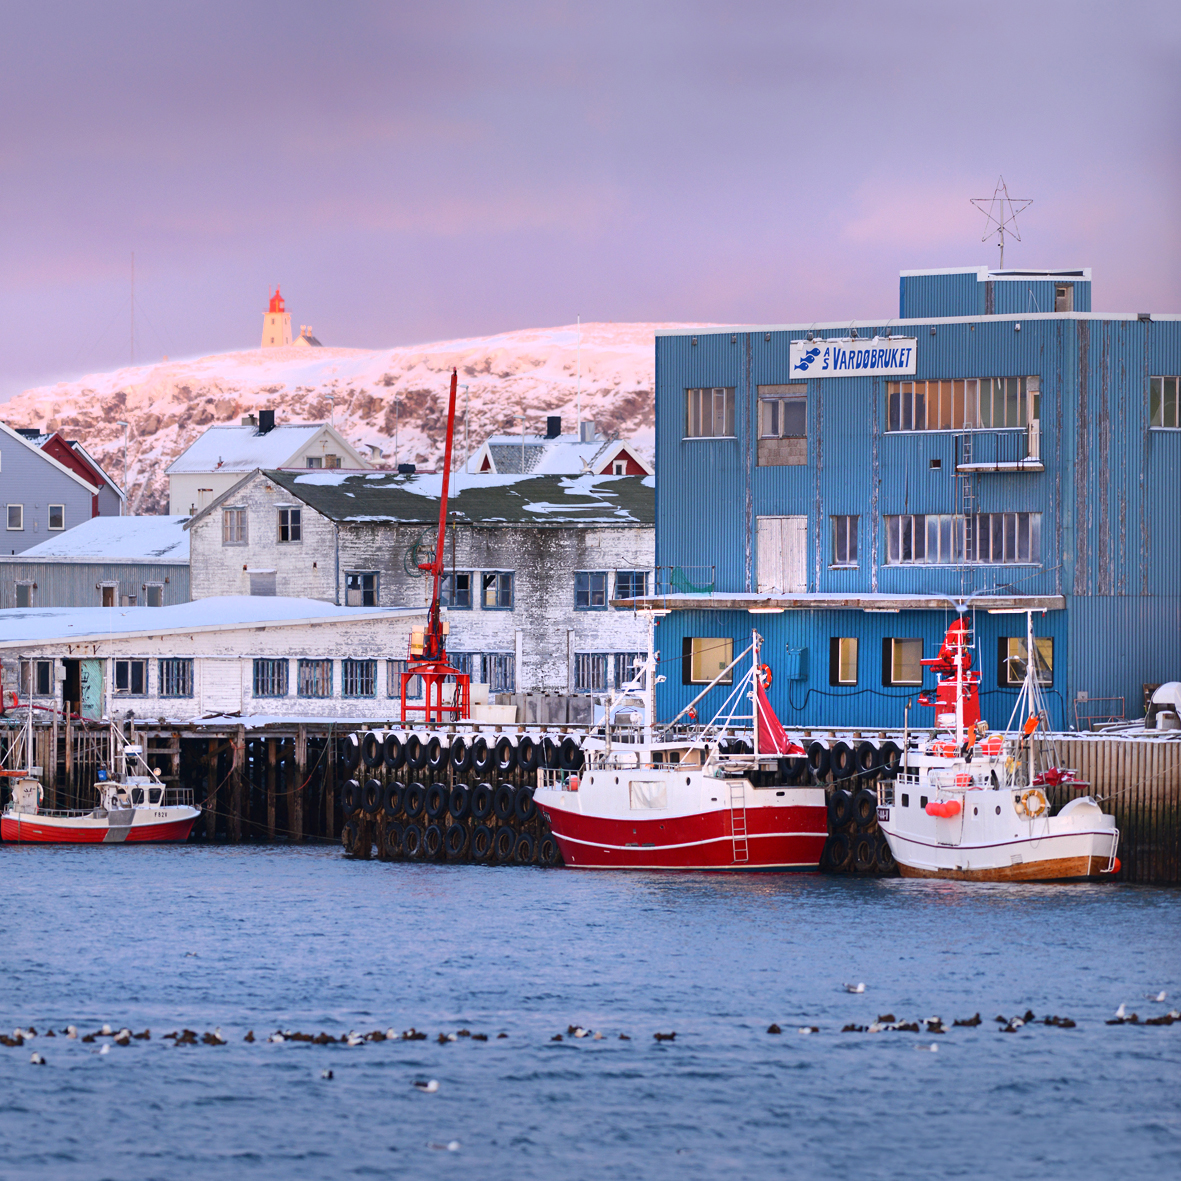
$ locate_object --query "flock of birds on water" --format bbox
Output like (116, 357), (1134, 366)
(4, 988), (1175, 1069)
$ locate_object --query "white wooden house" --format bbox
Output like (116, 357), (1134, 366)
(0, 596), (424, 722)
(184, 468), (655, 697)
(166, 413), (371, 516)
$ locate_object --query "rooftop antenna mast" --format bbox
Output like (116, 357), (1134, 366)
(576, 315), (581, 436)
(971, 176), (1032, 269)
(130, 251), (135, 366)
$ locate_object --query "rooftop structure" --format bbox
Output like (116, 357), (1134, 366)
(469, 418), (652, 476)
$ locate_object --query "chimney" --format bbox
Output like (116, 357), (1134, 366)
(579, 421), (596, 443)
(397, 463), (416, 474)
(546, 416), (561, 439)
(241, 413), (257, 427)
(258, 409), (275, 434)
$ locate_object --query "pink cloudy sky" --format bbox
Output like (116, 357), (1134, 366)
(1, 0), (1178, 399)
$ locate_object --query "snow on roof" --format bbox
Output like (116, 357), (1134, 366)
(473, 432), (635, 475)
(165, 423), (343, 474)
(0, 595), (425, 648)
(10, 515), (190, 562)
(255, 468), (655, 526)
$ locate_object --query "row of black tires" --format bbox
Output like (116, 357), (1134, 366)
(343, 818), (560, 866)
(824, 830), (896, 874)
(790, 739), (903, 784)
(828, 786), (880, 830)
(341, 778), (537, 825)
(343, 731), (584, 777)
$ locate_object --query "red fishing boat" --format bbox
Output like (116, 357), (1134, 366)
(533, 632), (828, 871)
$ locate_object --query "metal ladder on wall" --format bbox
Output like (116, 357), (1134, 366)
(729, 780), (749, 864)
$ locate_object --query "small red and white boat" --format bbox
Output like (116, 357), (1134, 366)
(534, 631), (827, 871)
(1, 715), (199, 844)
(877, 612), (1120, 881)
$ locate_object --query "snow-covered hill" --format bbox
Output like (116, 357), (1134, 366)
(3, 323), (708, 513)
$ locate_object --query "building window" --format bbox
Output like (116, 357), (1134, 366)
(885, 513), (1040, 565)
(306, 456), (323, 469)
(1150, 377), (1180, 429)
(614, 571), (647, 602)
(832, 516), (858, 566)
(114, 659), (147, 696)
(278, 507), (301, 542)
(999, 637), (1053, 687)
(100, 584), (116, 607)
(252, 658), (288, 697)
(758, 387), (807, 438)
(887, 378), (1039, 432)
(297, 659), (332, 698)
(145, 584), (163, 607)
(1054, 284), (1073, 312)
(483, 653), (516, 693)
(25, 660), (53, 696)
(686, 387), (736, 438)
(830, 637), (858, 685)
(15, 582), (33, 608)
(48, 505), (65, 531)
(612, 459), (626, 475)
(387, 659), (423, 700)
(682, 637), (734, 685)
(159, 659), (194, 697)
(342, 658), (377, 697)
(448, 652), (477, 679)
(481, 571), (514, 609)
(249, 571), (277, 596)
(120, 593), (137, 607)
(222, 507), (247, 545)
(440, 572), (472, 609)
(345, 571), (378, 606)
(614, 651), (645, 690)
(882, 638), (923, 686)
(575, 652), (608, 693)
(575, 571), (608, 609)
(7, 505), (23, 531)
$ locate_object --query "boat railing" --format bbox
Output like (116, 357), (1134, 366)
(164, 788), (194, 807)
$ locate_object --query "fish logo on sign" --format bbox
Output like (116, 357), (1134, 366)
(793, 347), (821, 373)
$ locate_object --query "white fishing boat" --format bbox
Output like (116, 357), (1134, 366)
(877, 611), (1120, 881)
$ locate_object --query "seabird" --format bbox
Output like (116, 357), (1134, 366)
(100, 1024), (113, 1036)
(843, 983), (866, 994)
(798, 1026), (819, 1035)
(916, 1043), (939, 1053)
(65, 1026), (77, 1039)
(98, 1045), (110, 1055)
(1147, 991), (1167, 1002)
(29, 1052), (45, 1065)
(321, 1070), (334, 1080)
(1115, 1003), (1126, 1019)
(412, 1079), (439, 1093)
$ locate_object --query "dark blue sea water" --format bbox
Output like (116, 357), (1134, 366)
(1, 845), (1177, 1181)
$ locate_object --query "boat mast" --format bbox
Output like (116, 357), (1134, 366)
(1026, 609), (1036, 786)
(955, 612), (965, 748)
(751, 628), (760, 756)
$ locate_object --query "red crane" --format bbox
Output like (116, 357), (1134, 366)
(399, 368), (472, 724)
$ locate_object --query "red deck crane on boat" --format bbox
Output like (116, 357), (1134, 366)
(399, 368), (471, 724)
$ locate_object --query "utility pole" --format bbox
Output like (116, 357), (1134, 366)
(461, 384), (469, 472)
(576, 315), (581, 437)
(130, 253), (135, 366)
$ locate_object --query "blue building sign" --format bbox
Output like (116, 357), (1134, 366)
(640, 266), (1180, 733)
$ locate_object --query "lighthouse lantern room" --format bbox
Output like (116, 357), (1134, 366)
(261, 287), (292, 348)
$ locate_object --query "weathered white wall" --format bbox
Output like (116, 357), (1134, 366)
(188, 470), (654, 692)
(2, 612), (423, 722)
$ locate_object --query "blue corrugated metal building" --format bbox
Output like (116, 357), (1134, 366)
(642, 266), (1180, 732)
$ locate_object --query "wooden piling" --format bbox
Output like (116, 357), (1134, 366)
(229, 725), (245, 843)
(294, 725), (307, 842)
(266, 738), (277, 842)
(64, 705), (73, 808)
(324, 736), (336, 843)
(205, 737), (218, 841)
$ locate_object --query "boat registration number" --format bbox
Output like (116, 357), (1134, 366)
(877, 807), (890, 822)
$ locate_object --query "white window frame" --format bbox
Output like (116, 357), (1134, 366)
(7, 504), (23, 531)
(887, 377), (1040, 433)
(222, 507), (247, 545)
(277, 506), (302, 542)
(113, 658), (148, 696)
(685, 387), (736, 438)
(1150, 377), (1180, 430)
(831, 516), (858, 567)
(47, 504), (65, 531)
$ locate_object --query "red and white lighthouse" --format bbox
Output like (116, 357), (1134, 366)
(261, 287), (292, 348)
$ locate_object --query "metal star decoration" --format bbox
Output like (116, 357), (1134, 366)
(971, 176), (1032, 268)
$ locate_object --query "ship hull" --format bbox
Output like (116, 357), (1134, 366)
(536, 796), (827, 872)
(1, 809), (199, 844)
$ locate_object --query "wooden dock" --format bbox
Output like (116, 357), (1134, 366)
(2, 717), (1178, 882)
